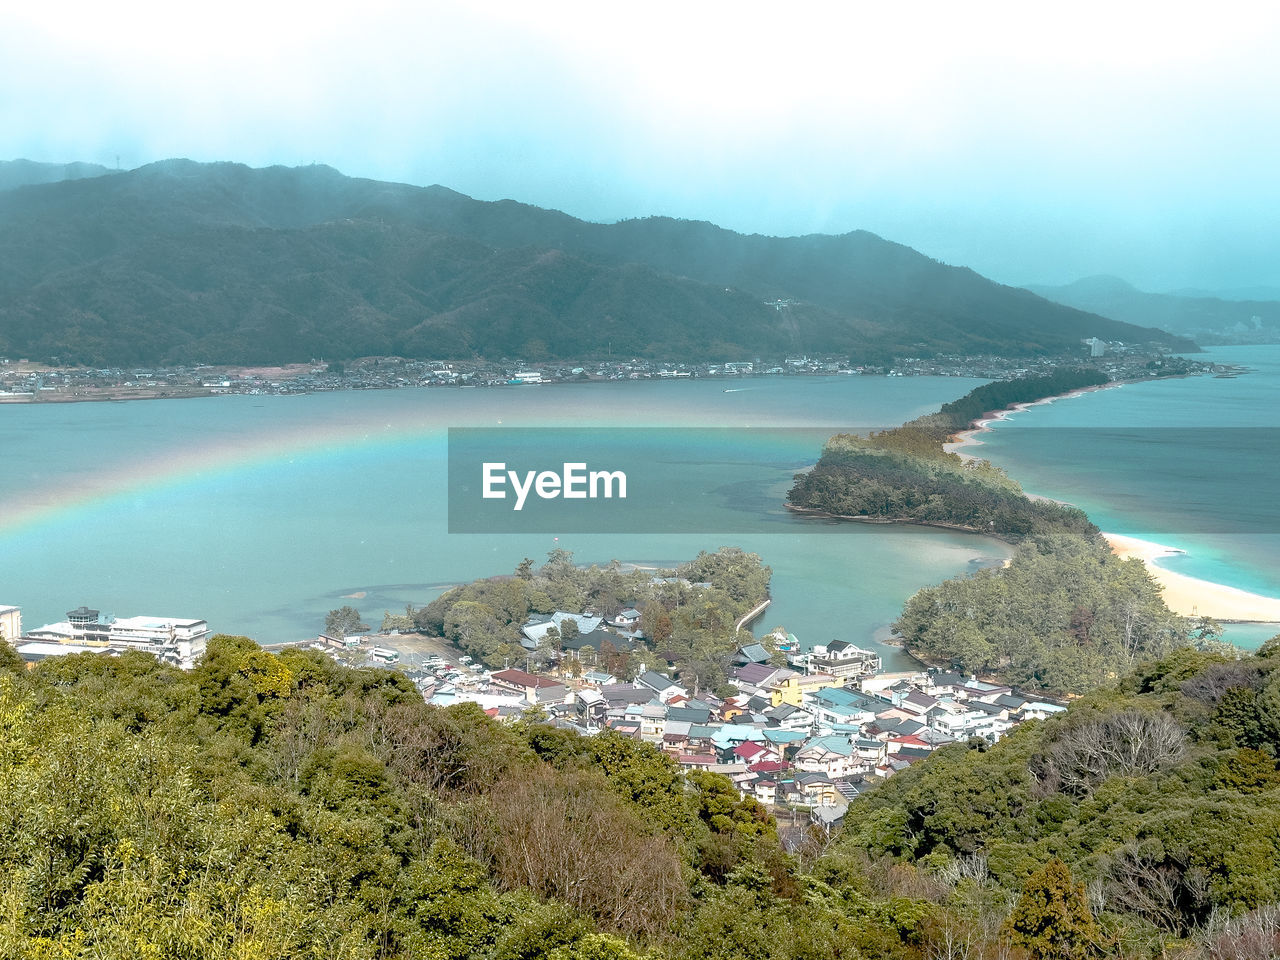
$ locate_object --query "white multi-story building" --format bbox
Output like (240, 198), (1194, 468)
(24, 606), (208, 669)
(806, 640), (882, 680)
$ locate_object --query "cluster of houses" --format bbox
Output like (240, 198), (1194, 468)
(426, 626), (1066, 829)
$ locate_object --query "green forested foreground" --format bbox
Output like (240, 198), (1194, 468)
(838, 643), (1280, 958)
(6, 635), (1280, 959)
(2, 635), (955, 960)
(414, 547), (771, 693)
(893, 534), (1194, 693)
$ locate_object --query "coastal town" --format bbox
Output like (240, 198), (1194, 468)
(384, 623), (1066, 831)
(0, 343), (1226, 403)
(0, 594), (1063, 834)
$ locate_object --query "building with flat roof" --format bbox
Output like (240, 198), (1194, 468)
(25, 606), (208, 669)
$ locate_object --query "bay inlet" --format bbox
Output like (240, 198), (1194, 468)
(0, 374), (1011, 668)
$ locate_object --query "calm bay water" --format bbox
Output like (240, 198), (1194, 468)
(6, 353), (1275, 661)
(971, 344), (1280, 648)
(0, 375), (1009, 669)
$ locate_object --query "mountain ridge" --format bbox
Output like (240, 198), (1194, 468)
(0, 158), (115, 193)
(0, 159), (1194, 365)
(1028, 274), (1280, 344)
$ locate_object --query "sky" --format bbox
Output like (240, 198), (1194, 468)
(2, 0), (1279, 292)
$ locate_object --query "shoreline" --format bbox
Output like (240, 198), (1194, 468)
(942, 380), (1125, 458)
(938, 382), (1280, 625)
(1104, 533), (1280, 624)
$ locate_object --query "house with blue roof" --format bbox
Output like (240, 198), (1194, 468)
(520, 611), (604, 649)
(807, 686), (878, 731)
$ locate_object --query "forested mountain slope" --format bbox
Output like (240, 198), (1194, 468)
(0, 160), (1193, 364)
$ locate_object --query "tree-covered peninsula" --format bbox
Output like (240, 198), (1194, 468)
(894, 533), (1189, 693)
(788, 369), (1200, 693)
(787, 369), (1108, 541)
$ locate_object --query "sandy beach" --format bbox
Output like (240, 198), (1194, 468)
(941, 387), (1280, 625)
(1105, 532), (1280, 623)
(943, 383), (1119, 458)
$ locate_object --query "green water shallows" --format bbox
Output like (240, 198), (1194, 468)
(0, 375), (1009, 669)
(969, 345), (1280, 648)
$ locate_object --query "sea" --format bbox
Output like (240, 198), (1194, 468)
(3, 346), (1275, 664)
(968, 344), (1280, 649)
(0, 374), (1008, 671)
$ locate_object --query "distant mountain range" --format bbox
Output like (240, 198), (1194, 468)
(1027, 275), (1280, 345)
(0, 159), (1194, 365)
(0, 159), (114, 193)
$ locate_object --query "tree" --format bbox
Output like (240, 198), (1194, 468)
(381, 605), (416, 633)
(0, 638), (23, 674)
(1006, 858), (1099, 960)
(532, 626), (562, 671)
(1038, 709), (1186, 795)
(1215, 748), (1280, 793)
(324, 605), (369, 639)
(1192, 616), (1224, 643)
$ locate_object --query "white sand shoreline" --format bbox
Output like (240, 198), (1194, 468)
(1105, 532), (1280, 624)
(938, 385), (1280, 626)
(942, 383), (1119, 458)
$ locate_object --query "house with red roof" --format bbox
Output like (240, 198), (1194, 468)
(731, 741), (780, 766)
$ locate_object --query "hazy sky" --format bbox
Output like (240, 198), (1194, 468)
(3, 1), (1278, 292)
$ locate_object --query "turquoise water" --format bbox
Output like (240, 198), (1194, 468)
(6, 356), (1274, 660)
(0, 375), (1009, 668)
(971, 345), (1280, 648)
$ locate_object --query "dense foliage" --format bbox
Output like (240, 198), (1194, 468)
(893, 533), (1190, 693)
(788, 372), (1106, 542)
(789, 373), (1199, 693)
(837, 642), (1280, 958)
(416, 547), (771, 694)
(5, 630), (1277, 959)
(935, 369), (1110, 431)
(0, 634), (940, 960)
(0, 160), (1191, 365)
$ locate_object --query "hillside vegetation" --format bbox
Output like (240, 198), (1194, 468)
(837, 642), (1280, 959)
(0, 634), (957, 960)
(0, 160), (1193, 365)
(4, 627), (1277, 959)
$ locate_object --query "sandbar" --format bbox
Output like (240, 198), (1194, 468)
(1105, 532), (1280, 623)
